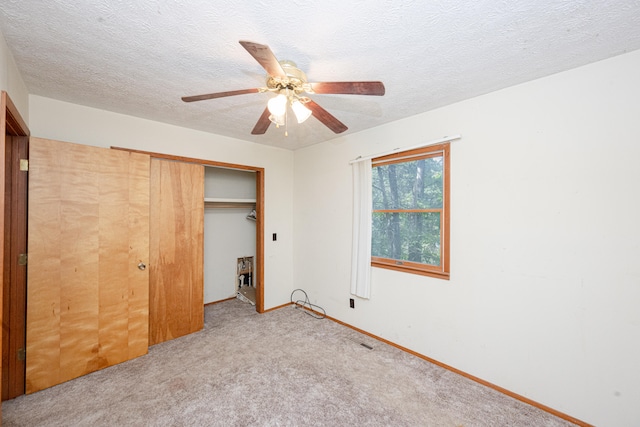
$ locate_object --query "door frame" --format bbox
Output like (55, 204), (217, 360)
(112, 147), (266, 313)
(1, 91), (30, 402)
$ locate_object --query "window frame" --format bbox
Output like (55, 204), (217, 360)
(370, 143), (450, 280)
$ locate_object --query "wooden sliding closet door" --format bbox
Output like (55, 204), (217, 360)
(26, 138), (150, 394)
(149, 158), (204, 345)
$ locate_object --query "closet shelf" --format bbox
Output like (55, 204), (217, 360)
(204, 198), (256, 203)
(204, 198), (256, 209)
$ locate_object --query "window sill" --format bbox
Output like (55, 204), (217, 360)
(371, 261), (450, 280)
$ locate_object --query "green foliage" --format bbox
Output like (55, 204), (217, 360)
(372, 156), (443, 266)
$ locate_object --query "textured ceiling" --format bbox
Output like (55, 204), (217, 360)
(1, 1), (640, 150)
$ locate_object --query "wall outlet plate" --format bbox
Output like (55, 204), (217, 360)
(350, 298), (355, 308)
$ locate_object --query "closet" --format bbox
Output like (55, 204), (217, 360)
(204, 166), (257, 305)
(0, 128), (265, 397)
(144, 155), (263, 312)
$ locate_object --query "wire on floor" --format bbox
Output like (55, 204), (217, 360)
(290, 289), (326, 319)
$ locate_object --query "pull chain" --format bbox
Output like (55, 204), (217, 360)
(285, 108), (288, 137)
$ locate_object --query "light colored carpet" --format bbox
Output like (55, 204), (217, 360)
(2, 299), (577, 426)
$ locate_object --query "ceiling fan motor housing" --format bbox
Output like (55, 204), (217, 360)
(267, 60), (308, 94)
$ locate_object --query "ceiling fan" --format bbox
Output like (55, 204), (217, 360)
(182, 41), (385, 135)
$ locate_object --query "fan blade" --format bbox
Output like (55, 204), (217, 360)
(308, 81), (385, 96)
(182, 88), (260, 103)
(251, 107), (272, 135)
(239, 41), (287, 78)
(305, 100), (348, 134)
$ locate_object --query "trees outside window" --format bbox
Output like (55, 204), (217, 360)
(371, 143), (450, 279)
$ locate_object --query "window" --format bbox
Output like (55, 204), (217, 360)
(371, 143), (450, 279)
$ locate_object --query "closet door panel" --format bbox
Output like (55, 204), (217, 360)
(25, 140), (62, 392)
(26, 138), (150, 393)
(149, 159), (204, 345)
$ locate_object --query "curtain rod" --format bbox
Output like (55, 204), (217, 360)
(348, 134), (461, 164)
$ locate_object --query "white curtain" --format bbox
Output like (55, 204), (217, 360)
(350, 158), (372, 299)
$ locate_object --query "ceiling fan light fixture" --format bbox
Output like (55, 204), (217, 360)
(291, 99), (312, 123)
(268, 113), (285, 127)
(267, 93), (287, 116)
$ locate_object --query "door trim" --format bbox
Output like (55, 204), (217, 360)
(111, 147), (266, 313)
(1, 91), (30, 403)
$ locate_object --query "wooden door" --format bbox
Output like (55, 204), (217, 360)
(2, 133), (28, 400)
(1, 92), (30, 410)
(149, 158), (204, 345)
(26, 138), (150, 394)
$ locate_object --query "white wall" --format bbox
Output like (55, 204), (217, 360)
(0, 29), (28, 123)
(28, 95), (294, 310)
(204, 209), (256, 302)
(293, 49), (640, 427)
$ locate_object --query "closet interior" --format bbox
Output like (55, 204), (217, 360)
(204, 166), (257, 305)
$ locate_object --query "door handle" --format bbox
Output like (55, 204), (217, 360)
(138, 262), (146, 271)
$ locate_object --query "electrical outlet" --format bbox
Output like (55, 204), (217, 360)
(350, 298), (355, 308)
(272, 233), (277, 241)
